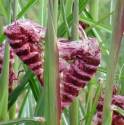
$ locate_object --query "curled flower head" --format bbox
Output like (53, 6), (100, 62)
(4, 19), (46, 42)
(95, 95), (124, 125)
(4, 20), (45, 85)
(58, 38), (101, 109)
(4, 19), (101, 110)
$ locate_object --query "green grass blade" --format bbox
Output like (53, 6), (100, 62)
(60, 0), (70, 37)
(85, 81), (102, 125)
(44, 0), (60, 125)
(0, 117), (45, 125)
(89, 0), (99, 21)
(0, 0), (11, 120)
(80, 13), (113, 33)
(18, 88), (30, 118)
(8, 69), (34, 109)
(0, 34), (5, 43)
(0, 0), (8, 20)
(0, 42), (10, 120)
(58, 0), (89, 36)
(29, 78), (41, 102)
(102, 0), (124, 125)
(17, 0), (38, 19)
(69, 0), (79, 125)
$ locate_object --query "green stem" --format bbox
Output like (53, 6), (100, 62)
(69, 100), (79, 125)
(110, 0), (115, 24)
(71, 0), (79, 40)
(9, 106), (16, 120)
(0, 117), (45, 125)
(0, 42), (10, 121)
(39, 0), (44, 25)
(89, 0), (99, 21)
(44, 0), (60, 125)
(69, 0), (79, 125)
(102, 0), (124, 125)
(85, 83), (102, 125)
(12, 0), (17, 20)
(39, 0), (47, 26)
(9, 0), (19, 120)
(0, 1), (11, 121)
(60, 0), (71, 37)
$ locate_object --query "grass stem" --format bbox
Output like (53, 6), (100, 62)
(69, 0), (79, 125)
(0, 0), (11, 120)
(0, 42), (10, 121)
(44, 0), (60, 125)
(9, 0), (19, 120)
(102, 0), (124, 125)
(89, 0), (99, 21)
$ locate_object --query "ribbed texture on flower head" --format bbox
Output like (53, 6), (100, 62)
(95, 95), (124, 125)
(4, 20), (46, 85)
(4, 19), (101, 110)
(58, 38), (100, 109)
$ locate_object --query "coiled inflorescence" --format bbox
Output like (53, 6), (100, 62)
(4, 20), (46, 85)
(4, 19), (101, 110)
(95, 95), (124, 125)
(58, 38), (100, 109)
